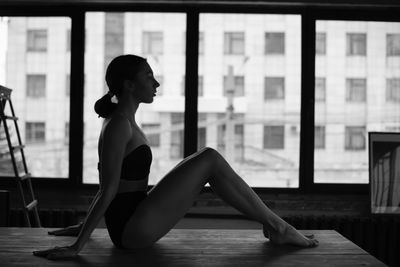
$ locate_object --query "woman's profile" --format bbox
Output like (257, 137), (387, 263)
(33, 54), (318, 260)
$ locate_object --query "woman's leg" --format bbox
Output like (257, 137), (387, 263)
(121, 147), (318, 248)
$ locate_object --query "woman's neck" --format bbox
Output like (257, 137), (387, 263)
(116, 94), (139, 123)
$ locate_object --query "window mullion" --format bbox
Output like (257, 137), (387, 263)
(299, 13), (316, 192)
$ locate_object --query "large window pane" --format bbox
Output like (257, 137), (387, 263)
(0, 17), (71, 178)
(315, 21), (400, 183)
(84, 12), (186, 184)
(199, 14), (301, 188)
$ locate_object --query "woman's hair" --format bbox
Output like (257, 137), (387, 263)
(94, 54), (146, 118)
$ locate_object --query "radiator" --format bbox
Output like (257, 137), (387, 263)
(7, 210), (400, 267)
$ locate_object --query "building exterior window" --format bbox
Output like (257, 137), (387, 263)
(346, 78), (366, 102)
(315, 126), (325, 149)
(199, 32), (204, 55)
(25, 122), (46, 143)
(66, 74), (70, 97)
(64, 122), (69, 145)
(265, 32), (285, 54)
(223, 76), (244, 97)
(66, 29), (71, 52)
(170, 113), (184, 159)
(346, 33), (366, 56)
(264, 77), (284, 100)
(26, 74), (46, 98)
(387, 34), (400, 56)
(142, 123), (161, 147)
(155, 76), (163, 96)
(198, 127), (206, 149)
(143, 31), (163, 55)
(224, 32), (245, 55)
(27, 29), (47, 52)
(345, 126), (366, 150)
(216, 123), (244, 161)
(316, 32), (326, 55)
(263, 125), (284, 149)
(315, 77), (326, 102)
(386, 78), (400, 102)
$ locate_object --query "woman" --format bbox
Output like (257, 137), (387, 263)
(33, 54), (318, 260)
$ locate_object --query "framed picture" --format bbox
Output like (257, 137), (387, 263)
(369, 132), (400, 214)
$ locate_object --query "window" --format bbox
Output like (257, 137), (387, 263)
(25, 122), (45, 143)
(170, 113), (184, 159)
(155, 75), (163, 95)
(345, 126), (366, 150)
(199, 32), (204, 55)
(386, 78), (400, 102)
(315, 77), (326, 102)
(264, 77), (284, 100)
(142, 124), (161, 147)
(316, 32), (326, 55)
(84, 13), (185, 184)
(223, 76), (244, 97)
(26, 74), (46, 98)
(66, 74), (70, 97)
(315, 126), (325, 149)
(224, 32), (244, 55)
(387, 34), (400, 56)
(216, 122), (244, 162)
(27, 29), (47, 52)
(66, 29), (71, 52)
(346, 78), (366, 102)
(265, 32), (285, 54)
(346, 33), (366, 56)
(263, 126), (284, 149)
(143, 31), (163, 55)
(64, 122), (69, 145)
(198, 127), (206, 149)
(315, 21), (400, 185)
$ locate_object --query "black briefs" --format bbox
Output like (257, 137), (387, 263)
(104, 191), (147, 249)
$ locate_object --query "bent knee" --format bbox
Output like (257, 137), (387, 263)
(122, 224), (159, 249)
(198, 147), (220, 158)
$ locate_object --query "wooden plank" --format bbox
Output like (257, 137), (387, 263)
(0, 228), (386, 267)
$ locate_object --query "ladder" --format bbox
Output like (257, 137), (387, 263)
(0, 85), (41, 227)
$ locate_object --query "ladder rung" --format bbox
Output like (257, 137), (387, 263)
(25, 200), (38, 211)
(12, 145), (25, 150)
(4, 115), (18, 120)
(19, 173), (31, 181)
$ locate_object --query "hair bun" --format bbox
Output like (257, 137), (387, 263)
(94, 93), (118, 118)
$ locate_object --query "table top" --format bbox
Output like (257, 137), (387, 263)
(0, 227), (386, 266)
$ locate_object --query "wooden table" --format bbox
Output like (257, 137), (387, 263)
(0, 228), (386, 266)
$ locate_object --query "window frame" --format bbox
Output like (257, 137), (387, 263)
(0, 1), (398, 195)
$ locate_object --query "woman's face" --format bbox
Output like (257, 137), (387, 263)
(129, 62), (160, 103)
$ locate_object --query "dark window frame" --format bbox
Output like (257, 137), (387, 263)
(0, 2), (398, 195)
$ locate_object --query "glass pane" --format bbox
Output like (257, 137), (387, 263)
(315, 20), (400, 183)
(0, 17), (71, 178)
(84, 12), (186, 184)
(199, 14), (301, 188)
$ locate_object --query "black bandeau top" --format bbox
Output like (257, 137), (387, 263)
(120, 144), (152, 181)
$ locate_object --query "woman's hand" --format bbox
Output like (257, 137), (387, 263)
(33, 245), (78, 260)
(48, 222), (83, 236)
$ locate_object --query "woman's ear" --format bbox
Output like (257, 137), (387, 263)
(123, 80), (136, 92)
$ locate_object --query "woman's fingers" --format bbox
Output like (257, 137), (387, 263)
(33, 246), (77, 260)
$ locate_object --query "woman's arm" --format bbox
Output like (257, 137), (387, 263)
(33, 116), (132, 259)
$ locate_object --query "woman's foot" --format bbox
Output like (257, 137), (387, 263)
(263, 224), (319, 247)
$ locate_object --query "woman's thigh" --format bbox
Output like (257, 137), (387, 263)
(121, 147), (218, 249)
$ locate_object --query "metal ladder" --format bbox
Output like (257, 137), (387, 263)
(0, 85), (41, 227)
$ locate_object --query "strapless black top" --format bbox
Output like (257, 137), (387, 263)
(120, 144), (152, 181)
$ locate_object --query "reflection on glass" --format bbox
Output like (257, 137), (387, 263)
(199, 14), (301, 188)
(83, 13), (186, 184)
(314, 20), (400, 183)
(0, 17), (71, 178)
